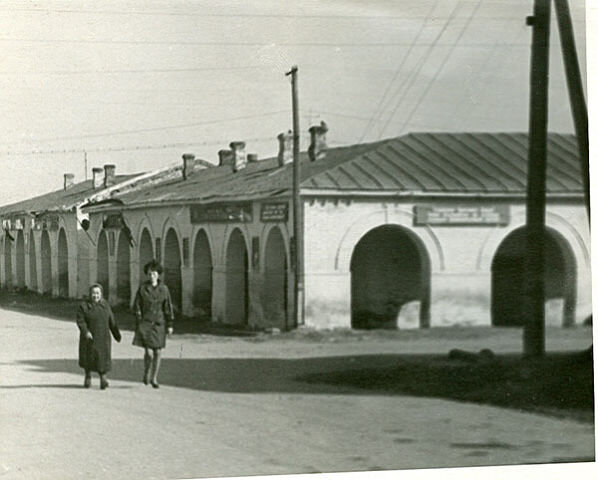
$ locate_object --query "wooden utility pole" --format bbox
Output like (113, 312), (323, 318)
(523, 0), (551, 357)
(286, 65), (304, 328)
(553, 0), (590, 220)
(84, 151), (88, 180)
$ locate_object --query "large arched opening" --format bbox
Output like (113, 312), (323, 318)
(225, 228), (249, 325)
(16, 230), (25, 288)
(40, 230), (52, 294)
(193, 230), (212, 320)
(3, 235), (13, 288)
(164, 228), (182, 313)
(264, 227), (288, 330)
(97, 230), (110, 299)
(350, 224), (431, 329)
(57, 228), (69, 297)
(138, 228), (154, 285)
(491, 226), (577, 327)
(116, 232), (131, 305)
(29, 234), (37, 291)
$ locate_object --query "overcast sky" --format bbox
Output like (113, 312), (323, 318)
(0, 0), (588, 206)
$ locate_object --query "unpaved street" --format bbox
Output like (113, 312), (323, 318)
(0, 308), (595, 479)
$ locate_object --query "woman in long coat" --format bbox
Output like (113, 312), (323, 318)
(77, 283), (121, 389)
(133, 260), (174, 388)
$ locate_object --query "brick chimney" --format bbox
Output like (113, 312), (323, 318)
(277, 130), (293, 167)
(63, 173), (75, 191)
(103, 164), (116, 187)
(230, 141), (246, 172)
(182, 153), (195, 180)
(247, 153), (258, 163)
(92, 167), (104, 189)
(218, 149), (234, 167)
(308, 121), (328, 161)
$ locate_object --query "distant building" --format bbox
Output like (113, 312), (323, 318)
(73, 126), (590, 330)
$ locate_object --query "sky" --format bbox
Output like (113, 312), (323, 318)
(0, 0), (588, 206)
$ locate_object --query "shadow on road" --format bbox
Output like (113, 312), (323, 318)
(12, 351), (595, 423)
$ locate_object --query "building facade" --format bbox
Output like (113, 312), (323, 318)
(2, 128), (591, 330)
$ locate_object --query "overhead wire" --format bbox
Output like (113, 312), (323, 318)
(359, 0), (441, 142)
(391, 0), (485, 137)
(375, 1), (464, 139)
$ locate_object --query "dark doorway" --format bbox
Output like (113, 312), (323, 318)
(116, 232), (131, 305)
(225, 228), (249, 325)
(350, 225), (431, 329)
(40, 230), (52, 294)
(57, 228), (69, 297)
(264, 227), (288, 330)
(3, 235), (12, 288)
(164, 228), (182, 313)
(16, 230), (25, 288)
(193, 230), (212, 320)
(97, 230), (110, 299)
(138, 228), (154, 286)
(491, 226), (576, 327)
(29, 234), (37, 291)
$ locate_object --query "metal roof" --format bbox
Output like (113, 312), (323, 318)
(87, 132), (585, 210)
(0, 175), (138, 216)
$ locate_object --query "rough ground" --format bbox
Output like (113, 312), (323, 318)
(0, 306), (595, 480)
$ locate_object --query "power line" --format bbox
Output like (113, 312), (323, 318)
(376, 1), (464, 139)
(359, 0), (441, 142)
(392, 0), (485, 138)
(0, 65), (274, 75)
(0, 6), (537, 20)
(0, 111), (290, 145)
(0, 37), (530, 47)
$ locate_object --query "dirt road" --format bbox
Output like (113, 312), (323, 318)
(0, 308), (595, 479)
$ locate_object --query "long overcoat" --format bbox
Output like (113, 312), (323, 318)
(77, 300), (121, 373)
(132, 281), (174, 349)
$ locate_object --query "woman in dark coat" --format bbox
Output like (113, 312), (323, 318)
(77, 283), (121, 389)
(133, 260), (174, 389)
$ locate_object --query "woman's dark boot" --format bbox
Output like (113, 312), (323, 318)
(83, 371), (91, 389)
(99, 374), (109, 390)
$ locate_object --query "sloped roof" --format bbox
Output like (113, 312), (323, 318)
(0, 174), (137, 216)
(88, 132), (584, 210)
(304, 132), (582, 194)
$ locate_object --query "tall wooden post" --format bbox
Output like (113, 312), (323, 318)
(553, 0), (590, 220)
(523, 0), (551, 357)
(286, 66), (304, 328)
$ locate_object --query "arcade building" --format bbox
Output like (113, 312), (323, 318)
(1, 125), (591, 331)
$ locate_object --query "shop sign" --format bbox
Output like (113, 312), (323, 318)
(260, 203), (288, 222)
(190, 203), (252, 224)
(414, 205), (509, 226)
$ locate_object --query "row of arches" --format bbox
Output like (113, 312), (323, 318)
(91, 225), (288, 328)
(350, 224), (577, 328)
(3, 230), (57, 295)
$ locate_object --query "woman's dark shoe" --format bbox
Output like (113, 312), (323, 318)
(100, 380), (109, 390)
(151, 381), (160, 389)
(83, 376), (91, 389)
(143, 373), (149, 385)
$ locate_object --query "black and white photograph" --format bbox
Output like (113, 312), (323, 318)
(0, 1), (595, 479)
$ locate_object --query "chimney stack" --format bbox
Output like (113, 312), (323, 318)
(230, 141), (246, 172)
(247, 153), (258, 163)
(63, 173), (75, 191)
(308, 121), (328, 161)
(103, 164), (116, 187)
(182, 153), (195, 180)
(92, 167), (104, 189)
(218, 149), (234, 167)
(277, 130), (293, 167)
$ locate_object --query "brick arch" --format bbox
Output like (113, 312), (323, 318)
(476, 210), (590, 273)
(160, 216), (184, 261)
(220, 224), (252, 266)
(259, 222), (290, 274)
(334, 208), (444, 273)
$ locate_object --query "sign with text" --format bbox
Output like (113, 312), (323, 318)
(413, 205), (509, 226)
(190, 203), (252, 224)
(260, 203), (288, 222)
(103, 213), (124, 230)
(33, 214), (60, 231)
